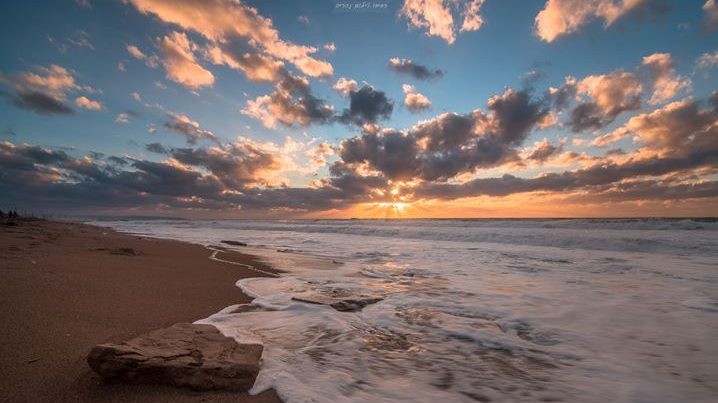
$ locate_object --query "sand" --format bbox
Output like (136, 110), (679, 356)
(0, 218), (282, 403)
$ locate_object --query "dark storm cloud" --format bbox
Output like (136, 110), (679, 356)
(337, 86), (394, 126)
(414, 146), (718, 200)
(388, 58), (444, 80)
(566, 179), (718, 203)
(338, 129), (420, 180)
(482, 89), (550, 145)
(0, 64), (91, 116)
(337, 88), (547, 181)
(569, 102), (606, 132)
(568, 97), (641, 132)
(526, 140), (563, 163)
(161, 142), (282, 188)
(0, 139), (391, 214)
(145, 142), (168, 154)
(5, 90), (74, 115)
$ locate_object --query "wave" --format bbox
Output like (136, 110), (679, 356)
(142, 218), (718, 257)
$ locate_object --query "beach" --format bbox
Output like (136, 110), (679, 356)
(2, 217), (717, 403)
(92, 217), (718, 403)
(0, 218), (282, 403)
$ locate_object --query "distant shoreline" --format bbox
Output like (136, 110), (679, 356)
(0, 218), (282, 403)
(72, 216), (718, 222)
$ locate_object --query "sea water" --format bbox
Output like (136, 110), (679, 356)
(89, 218), (718, 403)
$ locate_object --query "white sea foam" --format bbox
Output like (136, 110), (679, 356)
(90, 218), (718, 402)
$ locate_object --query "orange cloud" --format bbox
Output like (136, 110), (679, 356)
(402, 84), (432, 112)
(641, 53), (691, 105)
(242, 74), (335, 128)
(129, 0), (332, 78)
(535, 0), (648, 42)
(157, 31), (215, 89)
(74, 96), (104, 110)
(400, 0), (485, 44)
(203, 45), (284, 82)
(333, 77), (358, 97)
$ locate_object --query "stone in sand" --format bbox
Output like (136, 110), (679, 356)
(292, 294), (383, 312)
(87, 323), (262, 391)
(220, 240), (248, 246)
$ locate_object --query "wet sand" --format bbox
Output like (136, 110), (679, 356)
(0, 218), (282, 403)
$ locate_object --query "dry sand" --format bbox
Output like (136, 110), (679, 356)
(0, 218), (282, 403)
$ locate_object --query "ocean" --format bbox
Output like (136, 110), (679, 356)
(88, 218), (718, 403)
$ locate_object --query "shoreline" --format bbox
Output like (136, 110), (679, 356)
(0, 218), (283, 402)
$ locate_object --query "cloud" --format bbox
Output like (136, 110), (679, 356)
(388, 58), (444, 80)
(128, 0), (333, 79)
(307, 142), (335, 170)
(400, 0), (486, 44)
(704, 0), (718, 31)
(115, 110), (139, 124)
(0, 64), (97, 115)
(48, 31), (94, 53)
(337, 85), (394, 126)
(461, 0), (486, 32)
(550, 53), (694, 134)
(163, 112), (218, 144)
(4, 91), (74, 115)
(203, 40), (285, 82)
(147, 139), (287, 188)
(337, 88), (547, 181)
(641, 53), (691, 104)
(535, 0), (657, 42)
(127, 44), (145, 59)
(402, 84), (432, 112)
(696, 50), (718, 69)
(242, 73), (335, 128)
(522, 138), (564, 163)
(13, 65), (81, 99)
(3, 90), (717, 214)
(413, 96), (718, 200)
(157, 31), (215, 89)
(333, 77), (358, 97)
(481, 88), (551, 145)
(298, 15), (310, 25)
(401, 0), (455, 44)
(115, 113), (130, 124)
(565, 179), (718, 204)
(563, 71), (642, 131)
(323, 43), (336, 53)
(74, 96), (104, 110)
(67, 30), (94, 50)
(600, 97), (718, 155)
(126, 44), (160, 68)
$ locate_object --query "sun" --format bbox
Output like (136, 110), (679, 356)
(374, 201), (412, 214)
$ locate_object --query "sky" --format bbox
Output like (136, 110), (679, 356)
(1, 0), (717, 218)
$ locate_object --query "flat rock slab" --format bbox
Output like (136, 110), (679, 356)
(220, 240), (248, 246)
(87, 323), (262, 391)
(292, 294), (383, 312)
